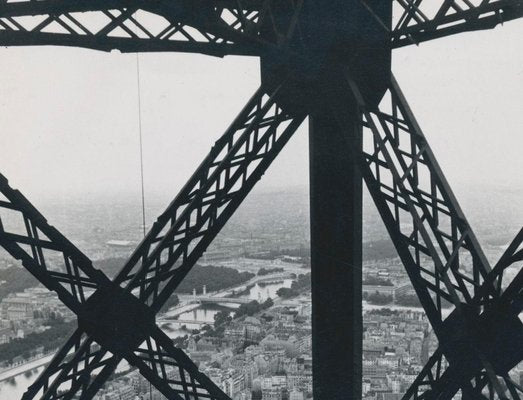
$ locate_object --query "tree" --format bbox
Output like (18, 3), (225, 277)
(0, 319), (76, 365)
(276, 287), (298, 298)
(177, 265), (254, 293)
(395, 294), (421, 307)
(262, 297), (274, 308)
(362, 276), (394, 286)
(235, 301), (262, 318)
(257, 267), (284, 276)
(214, 311), (232, 327)
(291, 273), (311, 291)
(366, 291), (393, 305)
(252, 390), (262, 400)
(159, 293), (180, 313)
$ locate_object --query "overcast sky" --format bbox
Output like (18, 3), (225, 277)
(0, 21), (521, 205)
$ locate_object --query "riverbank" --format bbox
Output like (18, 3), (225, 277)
(0, 353), (54, 383)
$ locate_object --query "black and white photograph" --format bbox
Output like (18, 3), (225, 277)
(0, 2), (522, 400)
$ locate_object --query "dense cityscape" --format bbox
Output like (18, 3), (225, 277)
(0, 185), (521, 400)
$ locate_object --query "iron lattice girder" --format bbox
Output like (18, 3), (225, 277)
(0, 175), (229, 400)
(402, 232), (523, 400)
(112, 83), (305, 313)
(0, 0), (306, 56)
(335, 75), (523, 400)
(0, 0), (522, 56)
(0, 175), (109, 310)
(0, 81), (305, 400)
(391, 0), (523, 47)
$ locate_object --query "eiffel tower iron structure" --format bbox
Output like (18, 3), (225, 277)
(0, 1), (522, 399)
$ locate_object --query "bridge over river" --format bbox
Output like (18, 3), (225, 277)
(157, 318), (210, 327)
(159, 271), (295, 326)
(177, 295), (252, 305)
(177, 271), (294, 305)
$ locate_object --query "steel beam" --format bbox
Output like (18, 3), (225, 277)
(309, 105), (363, 400)
(340, 74), (523, 400)
(392, 0), (523, 48)
(0, 82), (306, 400)
(0, 0), (280, 57)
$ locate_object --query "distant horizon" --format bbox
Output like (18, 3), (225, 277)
(24, 177), (523, 204)
(25, 178), (522, 248)
(1, 22), (522, 204)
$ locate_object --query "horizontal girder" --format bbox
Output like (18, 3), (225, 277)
(0, 0), (521, 57)
(391, 0), (523, 47)
(0, 0), (282, 56)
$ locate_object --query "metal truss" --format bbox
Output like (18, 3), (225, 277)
(401, 229), (523, 400)
(340, 74), (523, 400)
(0, 174), (109, 311)
(1, 0), (522, 56)
(112, 83), (305, 313)
(0, 1), (522, 400)
(0, 82), (305, 400)
(0, 0), (304, 56)
(391, 0), (523, 47)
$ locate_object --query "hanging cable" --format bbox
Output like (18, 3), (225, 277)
(136, 51), (152, 400)
(136, 54), (147, 238)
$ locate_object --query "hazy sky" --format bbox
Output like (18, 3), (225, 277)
(0, 21), (521, 205)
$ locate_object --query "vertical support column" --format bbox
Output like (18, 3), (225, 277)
(309, 107), (362, 400)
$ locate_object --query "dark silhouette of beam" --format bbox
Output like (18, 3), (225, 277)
(310, 108), (363, 400)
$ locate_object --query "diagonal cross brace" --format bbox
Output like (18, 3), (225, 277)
(0, 82), (305, 400)
(0, 174), (110, 310)
(401, 230), (523, 400)
(0, 166), (229, 400)
(338, 74), (522, 400)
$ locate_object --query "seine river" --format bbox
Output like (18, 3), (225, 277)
(0, 365), (45, 399)
(0, 279), (293, 398)
(160, 279), (293, 336)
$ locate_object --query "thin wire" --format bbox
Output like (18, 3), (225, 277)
(136, 52), (151, 400)
(136, 53), (154, 400)
(136, 54), (147, 238)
